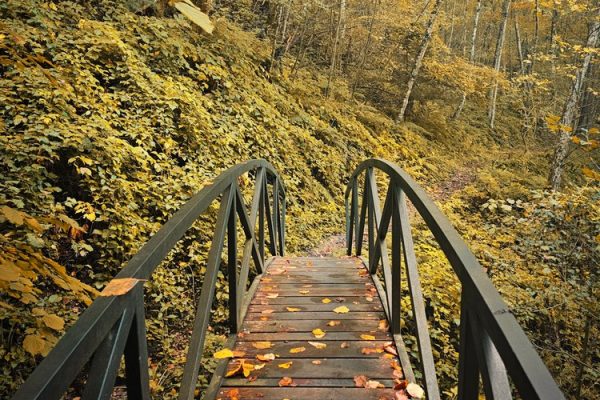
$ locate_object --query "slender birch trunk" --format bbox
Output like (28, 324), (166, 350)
(396, 0), (443, 123)
(549, 14), (600, 190)
(488, 0), (511, 129)
(325, 0), (346, 97)
(451, 0), (481, 120)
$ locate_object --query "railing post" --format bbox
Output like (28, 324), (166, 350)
(390, 186), (402, 335)
(258, 170), (265, 263)
(124, 285), (151, 400)
(228, 186), (238, 332)
(367, 169), (375, 268)
(280, 192), (286, 256)
(458, 291), (480, 400)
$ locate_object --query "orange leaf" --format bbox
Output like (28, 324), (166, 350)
(225, 361), (242, 377)
(278, 376), (294, 387)
(378, 319), (389, 331)
(286, 307), (301, 312)
(99, 278), (144, 297)
(311, 360), (322, 365)
(361, 334), (376, 341)
(327, 320), (341, 326)
(354, 375), (368, 387)
(289, 347), (306, 353)
(365, 379), (384, 388)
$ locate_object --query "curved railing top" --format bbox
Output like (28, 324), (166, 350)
(345, 158), (564, 400)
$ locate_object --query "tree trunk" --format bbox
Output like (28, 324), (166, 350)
(548, 14), (600, 190)
(515, 18), (525, 75)
(325, 0), (346, 97)
(488, 0), (511, 129)
(351, 0), (379, 97)
(529, 0), (539, 74)
(396, 0), (444, 123)
(451, 0), (481, 120)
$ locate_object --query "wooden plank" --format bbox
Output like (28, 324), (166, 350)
(255, 288), (377, 297)
(245, 311), (384, 321)
(216, 387), (398, 399)
(221, 378), (397, 387)
(225, 358), (398, 379)
(234, 340), (395, 358)
(258, 283), (374, 291)
(242, 319), (382, 333)
(253, 296), (378, 305)
(238, 332), (391, 341)
(248, 304), (383, 313)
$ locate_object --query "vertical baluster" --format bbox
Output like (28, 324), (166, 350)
(458, 291), (480, 400)
(228, 186), (238, 332)
(258, 169), (265, 263)
(279, 190), (285, 256)
(391, 185), (402, 335)
(124, 285), (151, 400)
(263, 178), (276, 256)
(367, 169), (375, 266)
(346, 186), (352, 256)
(357, 175), (369, 256)
(273, 179), (280, 255)
(352, 179), (359, 255)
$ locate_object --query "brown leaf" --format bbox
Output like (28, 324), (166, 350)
(341, 342), (349, 348)
(383, 343), (398, 356)
(225, 361), (242, 377)
(99, 278), (144, 297)
(43, 314), (64, 331)
(23, 334), (46, 356)
(378, 319), (389, 331)
(365, 380), (385, 388)
(252, 341), (273, 349)
(361, 347), (383, 355)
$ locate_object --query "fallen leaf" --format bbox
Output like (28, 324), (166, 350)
(226, 388), (240, 400)
(23, 334), (46, 356)
(42, 314), (64, 331)
(254, 363), (265, 370)
(99, 278), (144, 296)
(333, 305), (350, 313)
(312, 328), (326, 339)
(321, 298), (332, 304)
(242, 360), (254, 377)
(361, 347), (383, 355)
(406, 383), (425, 399)
(261, 309), (275, 314)
(311, 360), (322, 365)
(378, 319), (389, 331)
(365, 380), (384, 388)
(327, 320), (341, 326)
(279, 376), (294, 387)
(395, 392), (409, 400)
(394, 379), (408, 390)
(286, 307), (301, 312)
(278, 361), (293, 369)
(266, 293), (279, 299)
(366, 296), (374, 302)
(361, 334), (376, 341)
(341, 342), (349, 348)
(256, 353), (276, 361)
(214, 348), (234, 359)
(299, 290), (310, 294)
(354, 375), (368, 387)
(289, 347), (306, 353)
(252, 341), (273, 349)
(225, 361), (242, 377)
(308, 341), (327, 349)
(383, 343), (398, 356)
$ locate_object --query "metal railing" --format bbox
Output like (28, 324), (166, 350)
(12, 159), (285, 400)
(345, 159), (564, 400)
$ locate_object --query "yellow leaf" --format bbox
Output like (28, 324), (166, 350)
(278, 361), (293, 369)
(289, 347), (305, 353)
(321, 298), (331, 304)
(286, 307), (301, 312)
(333, 306), (349, 313)
(23, 334), (46, 356)
(252, 341), (273, 349)
(407, 382), (425, 399)
(308, 341), (327, 349)
(312, 328), (326, 339)
(43, 314), (64, 331)
(99, 278), (144, 296)
(266, 293), (279, 299)
(299, 290), (310, 294)
(213, 348), (234, 359)
(360, 334), (376, 341)
(582, 167), (600, 180)
(327, 320), (341, 326)
(256, 353), (276, 361)
(1, 206), (24, 226)
(173, 0), (214, 34)
(242, 361), (254, 377)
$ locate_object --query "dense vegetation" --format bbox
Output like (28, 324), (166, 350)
(0, 0), (598, 398)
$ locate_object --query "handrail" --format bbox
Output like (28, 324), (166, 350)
(12, 159), (286, 400)
(345, 159), (565, 400)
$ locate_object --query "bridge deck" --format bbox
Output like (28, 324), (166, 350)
(217, 257), (405, 399)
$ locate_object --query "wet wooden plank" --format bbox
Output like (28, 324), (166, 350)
(225, 358), (397, 379)
(238, 331), (391, 341)
(242, 319), (382, 333)
(255, 288), (377, 297)
(217, 387), (398, 399)
(245, 311), (384, 320)
(234, 340), (395, 358)
(258, 283), (374, 290)
(248, 303), (383, 312)
(253, 296), (379, 305)
(221, 378), (397, 387)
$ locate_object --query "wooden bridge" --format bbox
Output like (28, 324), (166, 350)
(12, 159), (565, 400)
